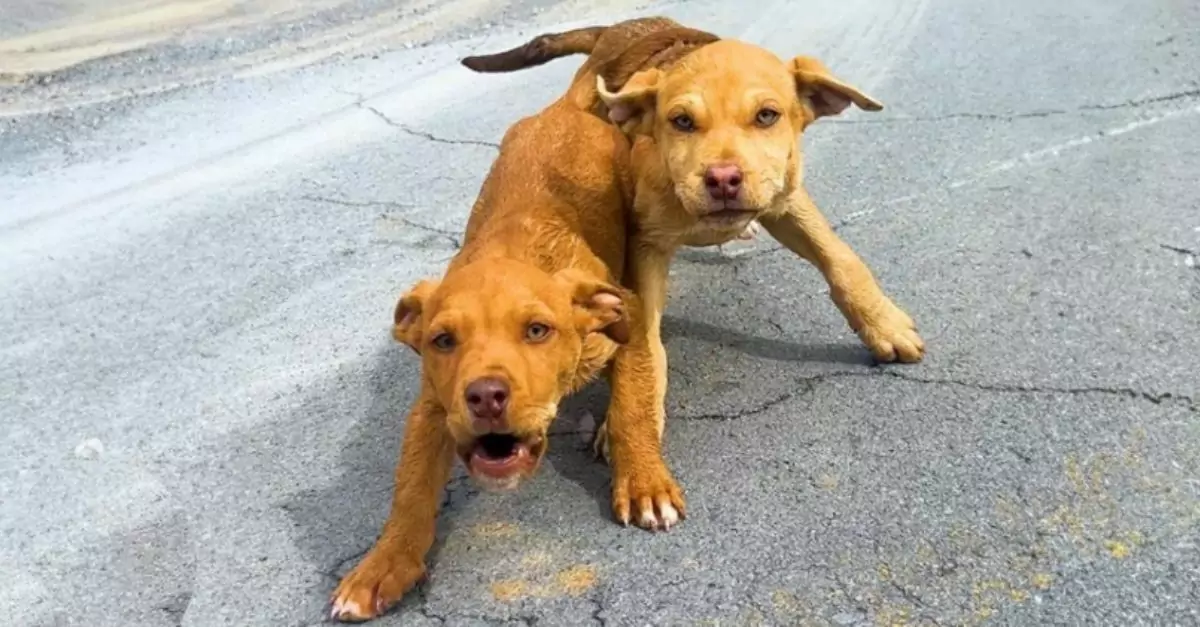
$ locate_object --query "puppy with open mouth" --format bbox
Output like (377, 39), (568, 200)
(328, 43), (682, 620)
(400, 258), (628, 496)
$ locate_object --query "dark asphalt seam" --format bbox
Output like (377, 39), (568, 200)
(1160, 243), (1198, 257)
(825, 88), (1200, 125)
(675, 383), (809, 421)
(363, 104), (500, 149)
(299, 193), (463, 249)
(588, 594), (607, 626)
(676, 369), (1196, 422)
(873, 369), (1197, 412)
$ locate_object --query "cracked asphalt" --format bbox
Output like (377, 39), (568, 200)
(2, 0), (1199, 625)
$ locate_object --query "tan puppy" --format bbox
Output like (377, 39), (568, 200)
(464, 17), (925, 459)
(328, 88), (684, 622)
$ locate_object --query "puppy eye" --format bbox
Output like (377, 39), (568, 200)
(755, 108), (781, 127)
(669, 113), (696, 132)
(525, 322), (553, 342)
(430, 332), (456, 352)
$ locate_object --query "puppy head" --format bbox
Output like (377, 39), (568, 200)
(598, 40), (881, 230)
(392, 259), (628, 491)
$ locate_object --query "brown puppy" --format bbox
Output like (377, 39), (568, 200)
(463, 17), (925, 457)
(328, 87), (683, 622)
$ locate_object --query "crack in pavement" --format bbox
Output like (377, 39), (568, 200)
(870, 369), (1198, 412)
(827, 87), (1200, 125)
(676, 384), (810, 421)
(1160, 243), (1198, 256)
(313, 367), (1194, 624)
(300, 193), (463, 249)
(676, 369), (1196, 422)
(1161, 243), (1199, 271)
(363, 104), (500, 149)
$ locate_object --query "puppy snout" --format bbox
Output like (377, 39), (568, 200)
(704, 164), (743, 201)
(465, 377), (509, 430)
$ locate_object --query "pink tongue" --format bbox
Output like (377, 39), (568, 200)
(470, 442), (530, 478)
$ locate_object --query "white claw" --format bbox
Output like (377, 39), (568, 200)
(330, 599), (363, 621)
(659, 503), (680, 529)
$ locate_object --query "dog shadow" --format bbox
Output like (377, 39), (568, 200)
(549, 315), (872, 521)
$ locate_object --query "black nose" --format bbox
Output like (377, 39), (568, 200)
(704, 164), (743, 200)
(465, 377), (509, 425)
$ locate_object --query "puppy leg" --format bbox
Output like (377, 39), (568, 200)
(759, 188), (925, 363)
(605, 245), (685, 530)
(331, 396), (454, 622)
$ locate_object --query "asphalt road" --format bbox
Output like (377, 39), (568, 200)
(3, 0), (1199, 625)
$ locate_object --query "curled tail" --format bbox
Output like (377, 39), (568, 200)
(460, 26), (606, 73)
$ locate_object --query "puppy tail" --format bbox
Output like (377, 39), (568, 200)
(460, 26), (606, 73)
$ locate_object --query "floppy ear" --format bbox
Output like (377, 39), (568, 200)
(391, 279), (440, 354)
(553, 269), (631, 344)
(596, 68), (663, 135)
(790, 56), (883, 120)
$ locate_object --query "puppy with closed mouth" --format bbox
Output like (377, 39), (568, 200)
(327, 74), (679, 621)
(464, 19), (925, 463)
(464, 17), (924, 364)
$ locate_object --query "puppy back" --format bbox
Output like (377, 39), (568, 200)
(596, 27), (721, 93)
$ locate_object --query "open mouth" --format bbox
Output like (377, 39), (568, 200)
(705, 208), (755, 219)
(702, 208), (758, 225)
(463, 433), (544, 483)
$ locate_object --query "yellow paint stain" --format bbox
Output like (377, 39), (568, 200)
(527, 583), (559, 598)
(876, 563), (893, 581)
(1126, 530), (1146, 546)
(1009, 589), (1030, 603)
(771, 589), (797, 608)
(814, 473), (840, 490)
(1088, 455), (1112, 494)
(1031, 573), (1053, 590)
(490, 579), (526, 602)
(1104, 540), (1131, 559)
(473, 522), (519, 538)
(1064, 455), (1085, 492)
(873, 604), (911, 627)
(520, 551), (553, 570)
(1040, 505), (1085, 539)
(555, 564), (597, 596)
(973, 606), (996, 621)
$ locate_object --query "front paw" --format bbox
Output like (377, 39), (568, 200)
(330, 543), (426, 622)
(856, 298), (925, 363)
(610, 455), (686, 531)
